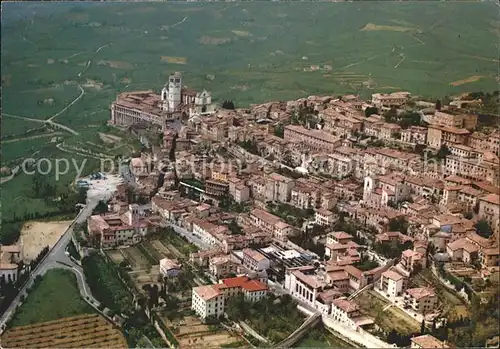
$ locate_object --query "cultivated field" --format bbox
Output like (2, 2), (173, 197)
(2, 314), (128, 348)
(20, 220), (72, 261)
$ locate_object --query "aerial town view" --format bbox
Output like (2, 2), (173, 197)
(1, 1), (499, 348)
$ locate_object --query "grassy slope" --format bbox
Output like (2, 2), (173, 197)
(10, 269), (94, 327)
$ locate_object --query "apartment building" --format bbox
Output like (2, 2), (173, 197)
(379, 123), (402, 140)
(327, 231), (354, 245)
(410, 334), (449, 349)
(404, 287), (438, 314)
(290, 180), (320, 209)
(371, 92), (411, 109)
(242, 248), (270, 272)
(315, 209), (335, 226)
(426, 124), (470, 149)
(400, 249), (426, 273)
(249, 209), (293, 241)
(192, 219), (229, 247)
(205, 179), (229, 198)
(446, 238), (479, 263)
(401, 126), (427, 145)
(284, 125), (342, 152)
(428, 110), (477, 130)
(265, 172), (295, 203)
(445, 155), (499, 184)
(478, 194), (500, 231)
(378, 269), (407, 299)
(191, 276), (268, 321)
(191, 285), (225, 321)
(331, 298), (368, 329)
(404, 175), (444, 200)
(469, 132), (500, 155)
(285, 268), (327, 307)
(366, 148), (420, 173)
(448, 144), (483, 159)
(209, 255), (238, 278)
(87, 214), (140, 249)
(215, 276), (268, 303)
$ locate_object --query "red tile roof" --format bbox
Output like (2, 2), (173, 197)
(222, 276), (249, 288)
(242, 280), (268, 292)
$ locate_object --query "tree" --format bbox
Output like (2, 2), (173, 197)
(221, 100), (235, 110)
(421, 319), (426, 335)
(474, 219), (493, 238)
(94, 200), (108, 214)
(436, 145), (451, 160)
(274, 124), (284, 138)
(365, 106), (378, 118)
(383, 108), (398, 123)
(388, 217), (409, 234)
(435, 99), (442, 111)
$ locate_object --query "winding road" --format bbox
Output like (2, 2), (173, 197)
(0, 185), (116, 333)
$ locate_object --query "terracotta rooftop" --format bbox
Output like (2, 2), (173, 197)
(193, 285), (221, 302)
(411, 334), (449, 348)
(332, 298), (359, 313)
(405, 287), (435, 300)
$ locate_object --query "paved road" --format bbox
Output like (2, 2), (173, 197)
(0, 184), (115, 331)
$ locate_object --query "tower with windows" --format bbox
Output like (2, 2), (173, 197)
(161, 72), (182, 112)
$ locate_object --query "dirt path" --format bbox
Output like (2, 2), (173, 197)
(2, 113), (79, 135)
(171, 16), (188, 28)
(47, 83), (85, 121)
(394, 54), (406, 68)
(1, 132), (62, 144)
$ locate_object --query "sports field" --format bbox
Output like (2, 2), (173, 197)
(0, 1), (497, 223)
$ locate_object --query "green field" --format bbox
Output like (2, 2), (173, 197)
(9, 269), (94, 327)
(1, 2), (497, 227)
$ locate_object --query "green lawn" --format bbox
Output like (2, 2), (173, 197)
(10, 268), (94, 327)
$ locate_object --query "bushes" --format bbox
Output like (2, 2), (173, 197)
(82, 253), (133, 314)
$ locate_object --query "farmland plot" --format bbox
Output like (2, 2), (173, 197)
(166, 316), (241, 349)
(106, 249), (125, 264)
(121, 246), (151, 270)
(1, 314), (128, 348)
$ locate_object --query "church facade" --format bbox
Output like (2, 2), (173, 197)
(110, 72), (215, 129)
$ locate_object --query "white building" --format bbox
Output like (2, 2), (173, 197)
(379, 269), (407, 299)
(191, 285), (225, 321)
(0, 245), (21, 284)
(189, 90), (216, 118)
(284, 267), (326, 308)
(331, 298), (362, 329)
(191, 276), (268, 321)
(162, 72), (182, 112)
(159, 258), (181, 278)
(242, 248), (270, 272)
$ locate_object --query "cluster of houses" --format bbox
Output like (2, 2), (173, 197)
(84, 79), (500, 348)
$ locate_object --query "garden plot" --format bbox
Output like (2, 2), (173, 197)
(106, 249), (125, 264)
(166, 316), (242, 349)
(121, 246), (151, 270)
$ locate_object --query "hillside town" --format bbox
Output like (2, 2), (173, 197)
(2, 72), (499, 348)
